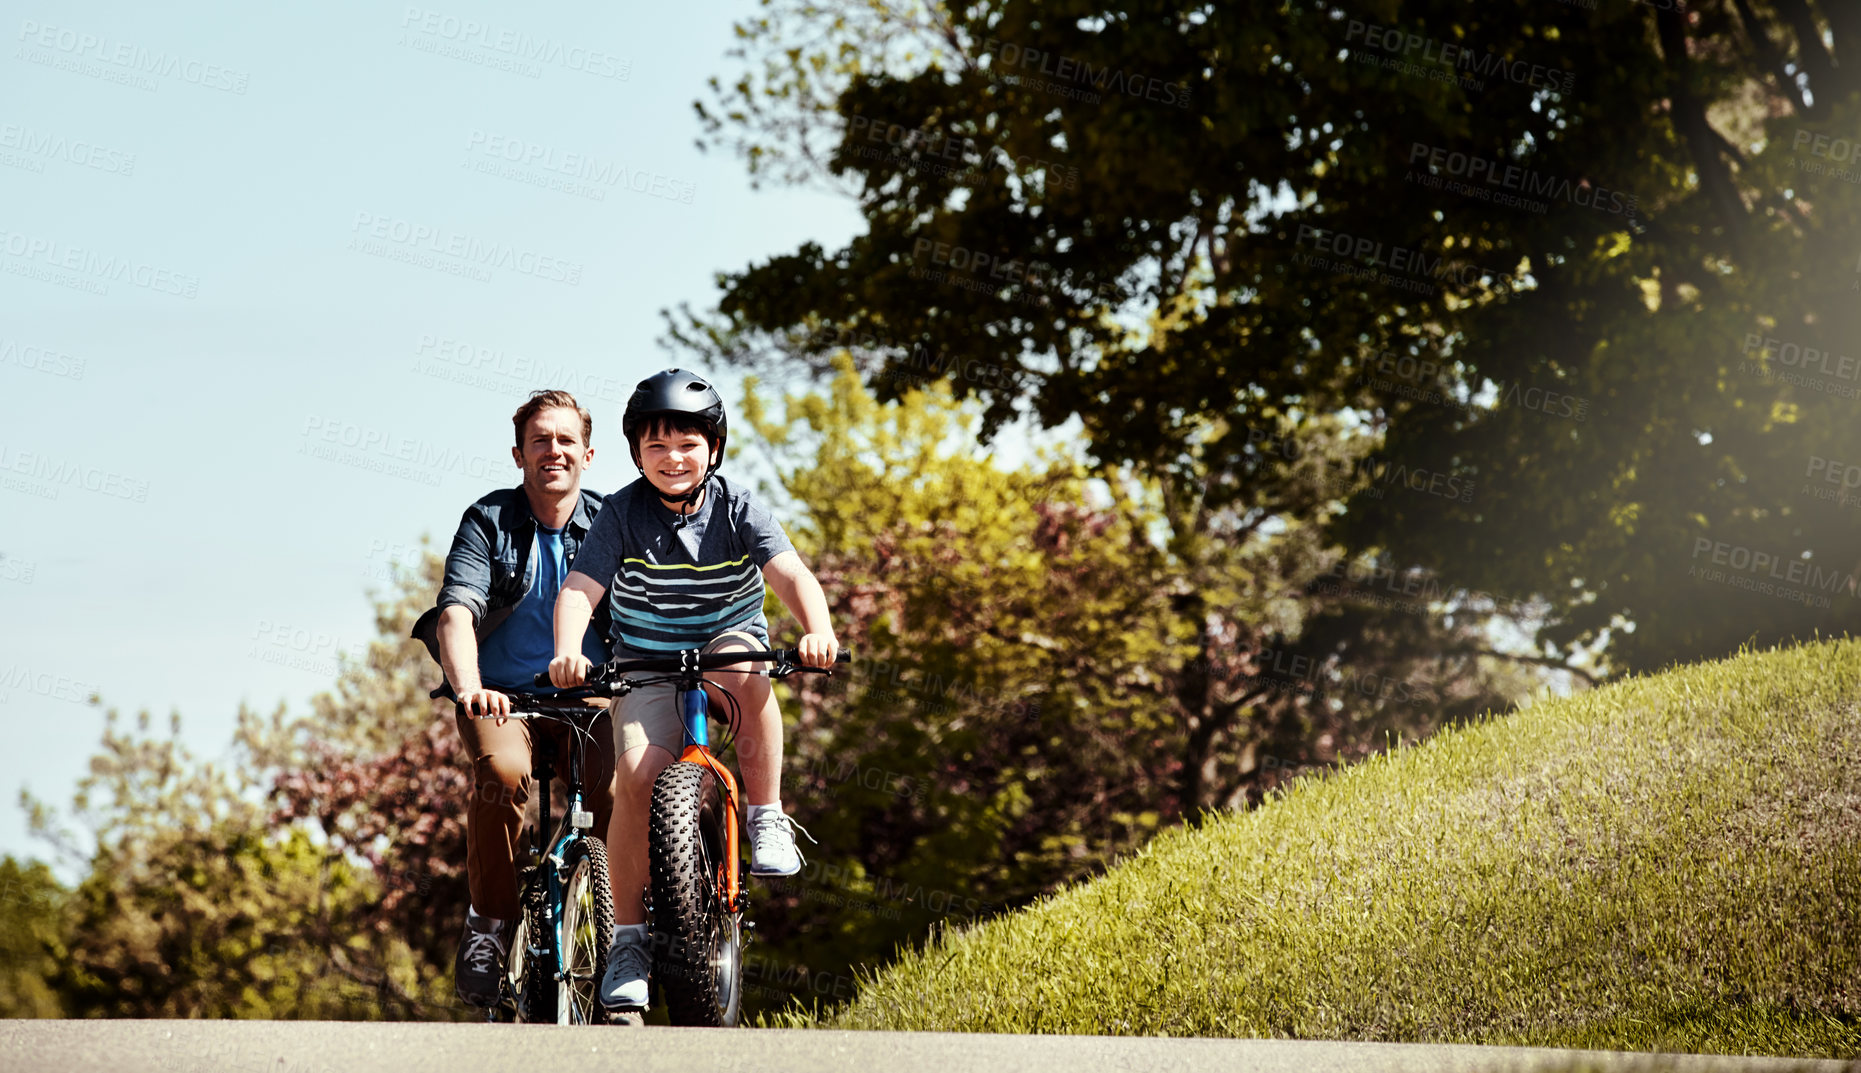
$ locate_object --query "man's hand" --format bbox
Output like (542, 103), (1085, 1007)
(459, 687), (511, 725)
(550, 653), (592, 688)
(796, 632), (839, 669)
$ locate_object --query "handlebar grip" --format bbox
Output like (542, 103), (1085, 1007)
(532, 671), (552, 687)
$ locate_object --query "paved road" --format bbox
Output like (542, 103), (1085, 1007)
(2, 1020), (1853, 1073)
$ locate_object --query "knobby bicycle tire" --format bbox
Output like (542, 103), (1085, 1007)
(648, 760), (742, 1027)
(558, 836), (614, 1024)
(518, 866), (556, 1023)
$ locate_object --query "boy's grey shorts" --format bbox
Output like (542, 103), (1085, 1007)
(613, 630), (769, 758)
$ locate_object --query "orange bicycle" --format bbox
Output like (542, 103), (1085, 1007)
(535, 644), (847, 1025)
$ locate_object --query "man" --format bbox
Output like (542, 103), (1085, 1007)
(410, 389), (616, 1009)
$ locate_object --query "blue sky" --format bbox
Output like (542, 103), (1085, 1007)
(0, 0), (866, 866)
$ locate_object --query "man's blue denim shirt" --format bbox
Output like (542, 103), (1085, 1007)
(411, 485), (610, 684)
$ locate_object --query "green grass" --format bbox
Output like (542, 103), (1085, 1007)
(771, 639), (1861, 1058)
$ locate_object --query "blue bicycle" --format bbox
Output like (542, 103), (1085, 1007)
(456, 696), (612, 1024)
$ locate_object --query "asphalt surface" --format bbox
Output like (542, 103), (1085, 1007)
(3, 1021), (1855, 1073)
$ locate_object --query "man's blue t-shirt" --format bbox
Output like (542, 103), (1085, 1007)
(477, 524), (607, 691)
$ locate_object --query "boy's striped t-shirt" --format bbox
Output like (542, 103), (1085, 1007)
(569, 474), (795, 656)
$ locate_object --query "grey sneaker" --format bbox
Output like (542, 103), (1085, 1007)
(600, 929), (652, 1009)
(747, 809), (815, 877)
(454, 918), (508, 1008)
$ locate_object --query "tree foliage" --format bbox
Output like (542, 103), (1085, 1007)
(733, 358), (1539, 1013)
(681, 0), (1861, 675)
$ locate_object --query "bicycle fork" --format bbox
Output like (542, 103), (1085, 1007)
(676, 683), (743, 913)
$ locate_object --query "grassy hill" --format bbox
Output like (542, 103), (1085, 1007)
(774, 639), (1861, 1058)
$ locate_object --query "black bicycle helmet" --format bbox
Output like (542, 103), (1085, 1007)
(622, 369), (728, 504)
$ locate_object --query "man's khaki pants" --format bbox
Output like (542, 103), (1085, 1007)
(452, 704), (616, 922)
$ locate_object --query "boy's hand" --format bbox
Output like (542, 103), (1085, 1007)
(796, 632), (839, 669)
(460, 688), (511, 726)
(549, 654), (592, 688)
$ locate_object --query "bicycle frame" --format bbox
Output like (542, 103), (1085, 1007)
(673, 683), (743, 912)
(526, 723), (600, 993)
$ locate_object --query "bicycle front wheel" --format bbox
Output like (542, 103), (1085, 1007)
(648, 760), (742, 1027)
(557, 836), (614, 1024)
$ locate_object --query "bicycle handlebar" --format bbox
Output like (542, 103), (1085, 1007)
(529, 646), (852, 689)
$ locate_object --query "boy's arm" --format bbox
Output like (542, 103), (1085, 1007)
(548, 570), (607, 686)
(763, 550), (838, 668)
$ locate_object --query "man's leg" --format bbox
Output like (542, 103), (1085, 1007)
(451, 705), (535, 1006)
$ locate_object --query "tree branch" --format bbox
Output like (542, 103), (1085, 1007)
(1734, 0), (1816, 116)
(1473, 647), (1603, 687)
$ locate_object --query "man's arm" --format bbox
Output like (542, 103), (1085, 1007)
(436, 506), (508, 720)
(548, 570), (607, 687)
(438, 605), (508, 720)
(763, 550), (838, 667)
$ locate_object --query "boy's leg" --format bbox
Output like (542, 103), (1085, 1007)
(703, 632), (806, 877)
(702, 632), (780, 806)
(606, 741), (677, 925)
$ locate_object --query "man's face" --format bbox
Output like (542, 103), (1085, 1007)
(511, 407), (592, 496)
(637, 424), (712, 501)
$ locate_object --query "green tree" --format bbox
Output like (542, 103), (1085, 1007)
(25, 551), (475, 1020)
(733, 356), (1541, 1012)
(0, 856), (65, 1017)
(681, 0), (1861, 676)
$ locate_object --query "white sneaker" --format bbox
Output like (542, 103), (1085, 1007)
(747, 808), (814, 877)
(600, 929), (651, 1009)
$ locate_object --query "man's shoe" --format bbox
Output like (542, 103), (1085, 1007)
(747, 808), (814, 877)
(454, 918), (508, 1008)
(600, 928), (652, 1009)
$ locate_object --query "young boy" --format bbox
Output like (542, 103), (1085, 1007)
(546, 367), (838, 1010)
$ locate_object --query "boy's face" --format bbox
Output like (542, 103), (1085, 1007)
(636, 423), (712, 501)
(511, 406), (592, 498)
